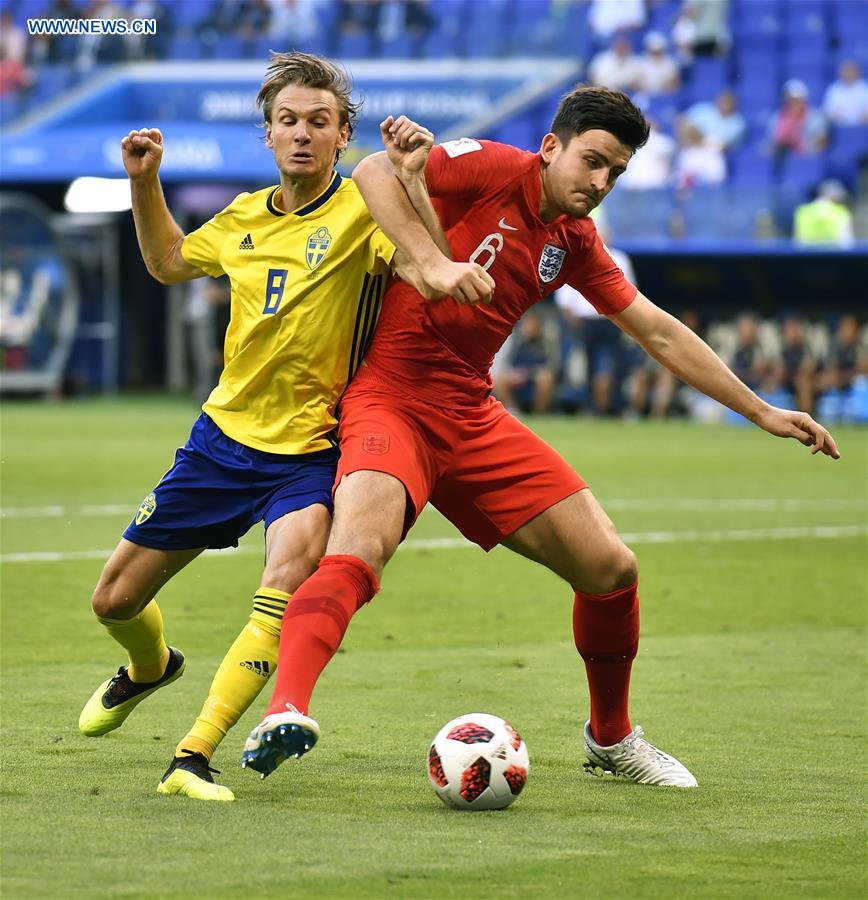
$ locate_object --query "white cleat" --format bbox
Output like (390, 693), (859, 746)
(583, 721), (698, 788)
(241, 709), (320, 778)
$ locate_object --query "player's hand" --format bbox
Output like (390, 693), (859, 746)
(121, 128), (164, 180)
(380, 115), (434, 180)
(754, 405), (840, 458)
(423, 259), (495, 305)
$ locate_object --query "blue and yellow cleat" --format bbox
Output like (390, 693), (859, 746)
(78, 647), (185, 737)
(241, 709), (320, 779)
(157, 750), (235, 802)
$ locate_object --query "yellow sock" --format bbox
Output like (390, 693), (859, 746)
(97, 600), (170, 683)
(175, 588), (290, 760)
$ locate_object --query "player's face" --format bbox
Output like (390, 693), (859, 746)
(538, 129), (632, 220)
(265, 84), (349, 182)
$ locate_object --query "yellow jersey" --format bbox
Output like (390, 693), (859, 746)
(181, 173), (394, 454)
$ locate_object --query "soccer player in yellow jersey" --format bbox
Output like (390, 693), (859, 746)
(77, 51), (494, 801)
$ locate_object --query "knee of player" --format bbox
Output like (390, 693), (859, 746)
(582, 544), (638, 595)
(91, 578), (138, 619)
(261, 553), (321, 595)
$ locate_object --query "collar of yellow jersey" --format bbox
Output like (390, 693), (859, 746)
(266, 172), (343, 218)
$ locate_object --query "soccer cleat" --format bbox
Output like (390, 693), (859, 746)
(157, 750), (235, 802)
(78, 647), (186, 737)
(582, 721), (698, 788)
(241, 708), (320, 779)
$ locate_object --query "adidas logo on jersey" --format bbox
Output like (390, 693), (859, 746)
(239, 233), (255, 250)
(240, 660), (270, 676)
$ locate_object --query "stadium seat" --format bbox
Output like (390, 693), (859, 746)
(418, 20), (458, 57)
(601, 189), (674, 240)
(167, 34), (203, 60)
(831, 124), (868, 161)
(783, 4), (829, 39)
(212, 35), (245, 60)
(336, 31), (374, 59)
(683, 59), (728, 106)
(679, 186), (728, 240)
(779, 154), (826, 194)
(728, 149), (776, 188)
(723, 189), (777, 238)
(379, 33), (420, 59)
(830, 0), (868, 40)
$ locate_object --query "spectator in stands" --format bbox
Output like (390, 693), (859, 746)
(682, 89), (746, 150)
(820, 314), (868, 395)
(587, 0), (646, 43)
(0, 38), (33, 98)
(235, 0), (273, 42)
(378, 0), (435, 42)
(767, 316), (818, 415)
(75, 0), (129, 71)
(635, 31), (681, 96)
(728, 313), (779, 392)
(823, 61), (868, 126)
(769, 79), (828, 161)
(128, 1), (174, 60)
(0, 11), (27, 68)
(671, 0), (731, 62)
(494, 309), (561, 414)
(185, 277), (230, 407)
(201, 1), (247, 51)
(617, 119), (676, 189)
(794, 180), (855, 248)
(627, 310), (703, 418)
(337, 0), (381, 37)
(674, 122), (726, 188)
(28, 0), (80, 64)
(587, 34), (642, 94)
(554, 217), (635, 416)
(267, 0), (321, 44)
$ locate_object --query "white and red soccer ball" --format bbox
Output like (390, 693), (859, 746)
(428, 713), (529, 811)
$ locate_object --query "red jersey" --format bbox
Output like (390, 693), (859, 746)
(358, 140), (637, 407)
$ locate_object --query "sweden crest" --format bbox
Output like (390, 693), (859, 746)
(538, 243), (566, 283)
(135, 493), (157, 525)
(306, 226), (332, 270)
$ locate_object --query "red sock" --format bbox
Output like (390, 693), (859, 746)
(265, 555), (378, 717)
(572, 581), (639, 747)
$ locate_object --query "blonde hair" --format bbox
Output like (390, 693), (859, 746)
(257, 51), (360, 161)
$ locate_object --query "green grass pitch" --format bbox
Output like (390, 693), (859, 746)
(1, 397), (865, 899)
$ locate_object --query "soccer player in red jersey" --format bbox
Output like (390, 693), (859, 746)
(243, 86), (839, 786)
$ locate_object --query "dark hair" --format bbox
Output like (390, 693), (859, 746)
(257, 51), (361, 160)
(550, 85), (650, 153)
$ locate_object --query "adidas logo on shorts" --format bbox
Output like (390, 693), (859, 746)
(239, 233), (255, 250)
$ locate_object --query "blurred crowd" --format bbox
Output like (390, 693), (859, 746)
(493, 222), (868, 422)
(4, 0), (866, 243)
(494, 302), (868, 423)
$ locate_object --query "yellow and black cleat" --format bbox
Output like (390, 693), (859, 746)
(78, 647), (185, 737)
(157, 750), (235, 802)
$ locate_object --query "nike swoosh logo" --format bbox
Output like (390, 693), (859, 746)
(498, 217), (518, 231)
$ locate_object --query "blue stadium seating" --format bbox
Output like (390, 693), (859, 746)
(601, 189), (674, 241)
(728, 149), (776, 188)
(2, 0), (865, 242)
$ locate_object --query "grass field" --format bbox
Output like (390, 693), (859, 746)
(1, 396), (865, 899)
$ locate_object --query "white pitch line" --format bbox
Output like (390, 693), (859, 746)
(1, 498), (864, 519)
(0, 525), (864, 564)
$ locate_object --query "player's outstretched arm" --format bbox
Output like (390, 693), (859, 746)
(353, 120), (494, 305)
(122, 128), (204, 285)
(611, 293), (840, 458)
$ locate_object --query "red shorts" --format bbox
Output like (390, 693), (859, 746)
(336, 385), (587, 551)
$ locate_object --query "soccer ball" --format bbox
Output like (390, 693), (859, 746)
(427, 713), (529, 811)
